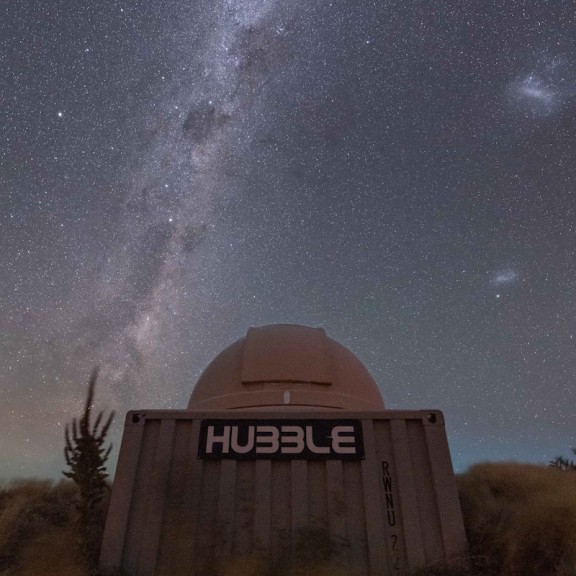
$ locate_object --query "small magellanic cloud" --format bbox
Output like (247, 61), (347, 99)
(492, 270), (518, 285)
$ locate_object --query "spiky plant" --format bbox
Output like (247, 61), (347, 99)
(63, 367), (114, 569)
(549, 448), (576, 471)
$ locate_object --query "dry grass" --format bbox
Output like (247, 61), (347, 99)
(0, 479), (88, 576)
(2, 463), (576, 575)
(457, 462), (576, 576)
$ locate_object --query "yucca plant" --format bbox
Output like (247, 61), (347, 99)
(549, 448), (576, 471)
(63, 367), (114, 569)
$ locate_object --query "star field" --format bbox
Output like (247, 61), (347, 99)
(1, 0), (576, 478)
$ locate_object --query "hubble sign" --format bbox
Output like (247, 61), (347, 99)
(198, 419), (364, 460)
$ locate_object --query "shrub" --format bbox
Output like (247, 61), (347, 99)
(457, 462), (576, 576)
(549, 448), (576, 471)
(0, 480), (85, 575)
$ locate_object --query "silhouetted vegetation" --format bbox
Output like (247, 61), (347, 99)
(549, 448), (576, 471)
(199, 527), (349, 576)
(2, 462), (576, 575)
(0, 480), (85, 576)
(457, 463), (576, 576)
(63, 367), (114, 573)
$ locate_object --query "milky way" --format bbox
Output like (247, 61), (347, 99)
(61, 0), (299, 406)
(2, 1), (576, 478)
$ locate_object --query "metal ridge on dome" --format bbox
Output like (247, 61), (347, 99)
(188, 324), (385, 411)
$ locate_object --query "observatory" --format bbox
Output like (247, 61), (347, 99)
(100, 324), (468, 575)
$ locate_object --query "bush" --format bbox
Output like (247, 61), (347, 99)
(457, 463), (576, 576)
(3, 461), (576, 575)
(0, 480), (86, 575)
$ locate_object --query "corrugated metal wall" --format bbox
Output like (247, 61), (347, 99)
(100, 410), (468, 576)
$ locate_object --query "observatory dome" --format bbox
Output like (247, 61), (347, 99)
(188, 324), (385, 411)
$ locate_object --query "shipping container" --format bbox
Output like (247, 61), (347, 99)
(100, 408), (467, 576)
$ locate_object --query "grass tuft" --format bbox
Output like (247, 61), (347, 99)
(3, 462), (576, 575)
(0, 479), (98, 576)
(458, 462), (576, 576)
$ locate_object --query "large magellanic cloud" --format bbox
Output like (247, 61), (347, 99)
(508, 53), (576, 117)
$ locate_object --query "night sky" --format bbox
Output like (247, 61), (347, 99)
(2, 1), (576, 479)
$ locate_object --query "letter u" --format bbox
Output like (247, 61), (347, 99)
(231, 426), (255, 454)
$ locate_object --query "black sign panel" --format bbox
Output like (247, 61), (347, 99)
(198, 419), (364, 460)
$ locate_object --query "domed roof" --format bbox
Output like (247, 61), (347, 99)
(188, 324), (385, 411)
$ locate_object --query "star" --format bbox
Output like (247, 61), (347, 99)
(1, 0), (575, 481)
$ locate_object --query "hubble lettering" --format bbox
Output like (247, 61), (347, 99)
(198, 419), (364, 460)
